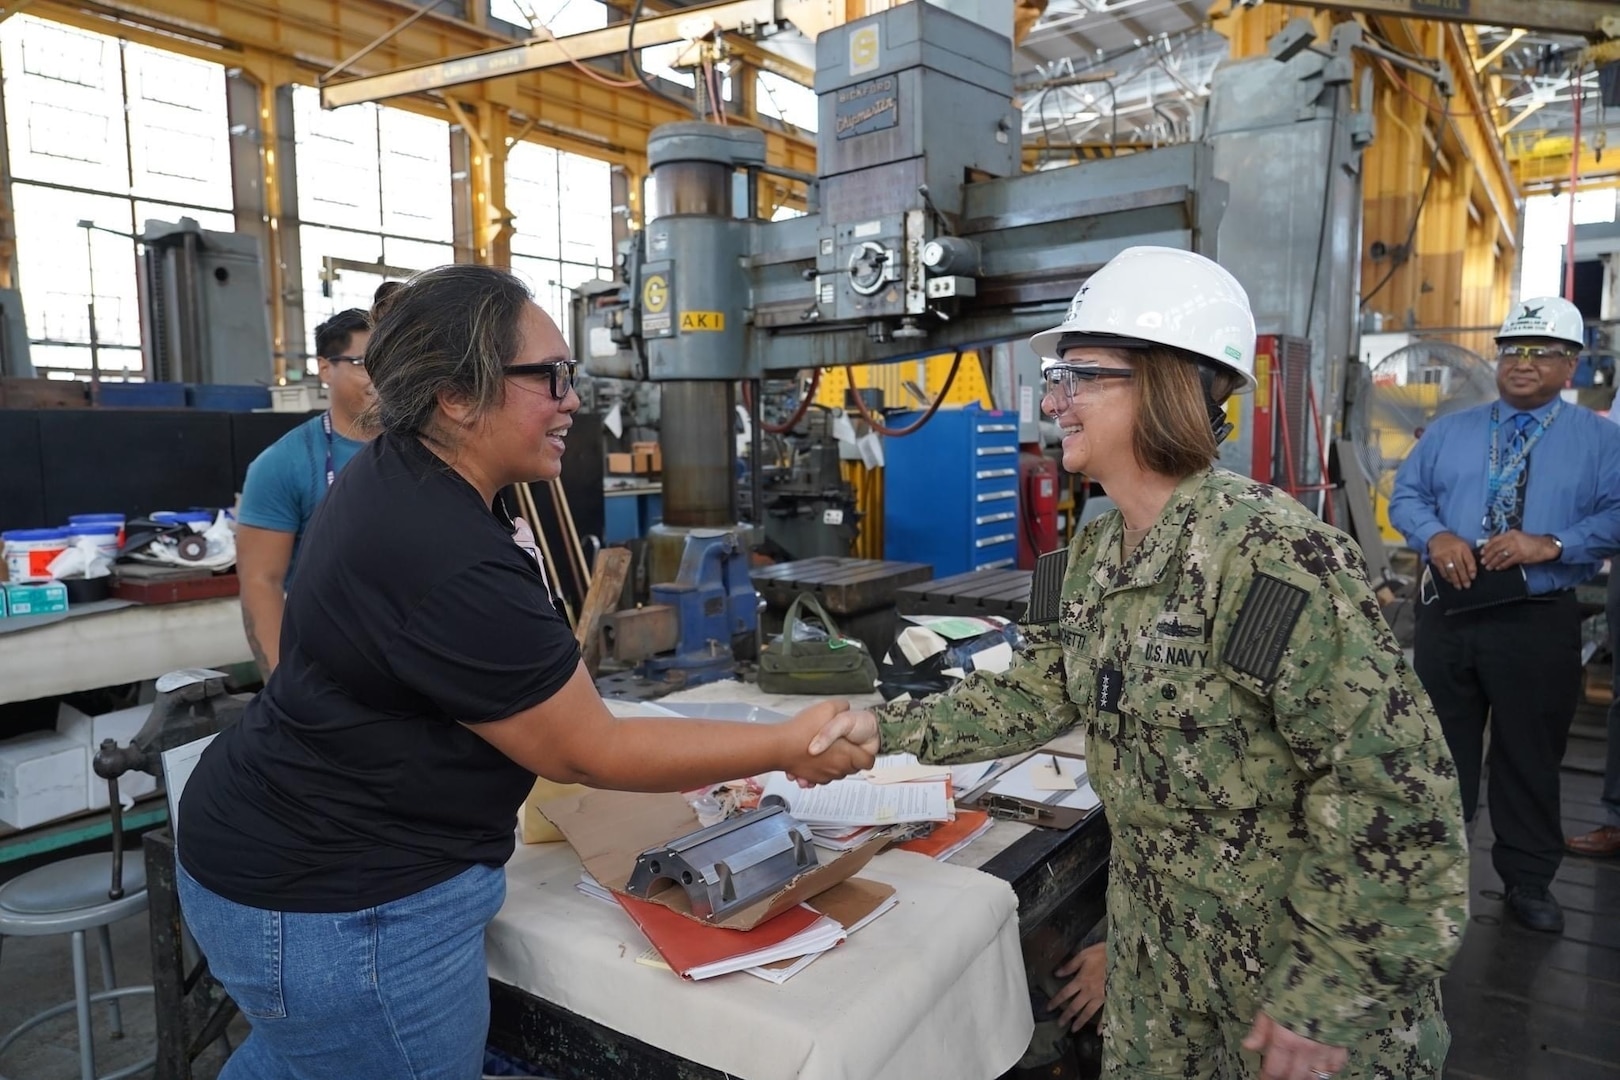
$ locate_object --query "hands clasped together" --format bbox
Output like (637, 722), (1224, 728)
(779, 701), (882, 784)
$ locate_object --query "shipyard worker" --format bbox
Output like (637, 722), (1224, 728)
(178, 264), (876, 1079)
(1391, 295), (1620, 933)
(235, 306), (375, 677)
(806, 246), (1469, 1080)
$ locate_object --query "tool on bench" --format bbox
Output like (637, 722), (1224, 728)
(624, 795), (817, 921)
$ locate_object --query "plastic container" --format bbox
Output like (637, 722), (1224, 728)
(2, 529), (68, 583)
(63, 522), (120, 559)
(68, 513), (126, 548)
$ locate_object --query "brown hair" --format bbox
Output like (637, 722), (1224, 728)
(360, 265), (533, 441)
(1129, 345), (1224, 477)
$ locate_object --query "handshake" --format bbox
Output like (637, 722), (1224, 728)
(779, 699), (883, 786)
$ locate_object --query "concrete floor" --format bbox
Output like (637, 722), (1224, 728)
(0, 893), (247, 1080)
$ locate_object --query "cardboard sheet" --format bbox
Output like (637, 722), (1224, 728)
(537, 787), (887, 930)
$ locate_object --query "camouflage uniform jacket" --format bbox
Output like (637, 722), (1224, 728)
(875, 467), (1468, 1048)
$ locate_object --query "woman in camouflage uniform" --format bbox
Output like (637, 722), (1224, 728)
(812, 247), (1469, 1080)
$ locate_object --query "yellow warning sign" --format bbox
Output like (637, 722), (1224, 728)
(849, 25), (880, 76)
(680, 311), (725, 332)
(641, 274), (668, 314)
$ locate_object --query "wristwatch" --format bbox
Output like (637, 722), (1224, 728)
(1549, 535), (1564, 558)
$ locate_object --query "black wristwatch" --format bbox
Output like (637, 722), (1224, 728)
(1549, 535), (1564, 559)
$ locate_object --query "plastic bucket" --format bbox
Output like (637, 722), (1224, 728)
(68, 514), (126, 547)
(3, 528), (69, 583)
(64, 522), (120, 560)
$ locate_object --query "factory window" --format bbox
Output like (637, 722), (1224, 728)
(292, 86), (455, 372)
(0, 14), (233, 380)
(505, 140), (614, 345)
(756, 71), (817, 134)
(489, 0), (606, 37)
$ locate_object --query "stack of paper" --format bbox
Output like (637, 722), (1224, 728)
(987, 755), (1100, 812)
(579, 874), (897, 983)
(897, 810), (993, 861)
(761, 771), (952, 828)
(808, 824), (882, 852)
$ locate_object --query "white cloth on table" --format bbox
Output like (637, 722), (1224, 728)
(489, 841), (1034, 1080)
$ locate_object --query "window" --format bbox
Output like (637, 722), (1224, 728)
(490, 0), (607, 37)
(292, 85), (455, 370)
(506, 140), (614, 345)
(757, 70), (817, 133)
(0, 15), (233, 380)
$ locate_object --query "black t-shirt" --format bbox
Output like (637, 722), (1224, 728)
(179, 432), (579, 912)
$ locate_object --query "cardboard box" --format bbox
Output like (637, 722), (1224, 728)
(631, 441), (659, 454)
(56, 703), (160, 810)
(651, 446), (663, 473)
(608, 452), (636, 475)
(537, 788), (886, 930)
(0, 731), (90, 829)
(633, 451), (653, 474)
(4, 582), (67, 616)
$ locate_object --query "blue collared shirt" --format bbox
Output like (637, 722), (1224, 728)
(1390, 397), (1620, 594)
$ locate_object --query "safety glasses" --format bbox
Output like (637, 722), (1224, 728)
(1496, 346), (1575, 369)
(1040, 365), (1135, 409)
(504, 360), (578, 401)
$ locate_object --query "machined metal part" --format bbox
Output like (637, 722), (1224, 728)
(624, 796), (817, 921)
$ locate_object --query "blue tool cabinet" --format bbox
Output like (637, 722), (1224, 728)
(883, 407), (1021, 576)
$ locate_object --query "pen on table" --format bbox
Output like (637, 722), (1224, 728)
(1050, 754), (1062, 776)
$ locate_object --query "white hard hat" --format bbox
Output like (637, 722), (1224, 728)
(1496, 296), (1584, 350)
(1029, 246), (1258, 394)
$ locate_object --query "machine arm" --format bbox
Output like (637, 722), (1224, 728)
(1291, 0), (1618, 40)
(320, 0), (838, 109)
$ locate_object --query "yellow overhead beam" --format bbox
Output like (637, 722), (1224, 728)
(1509, 134), (1620, 189)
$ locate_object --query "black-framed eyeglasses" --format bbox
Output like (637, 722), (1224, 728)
(326, 354), (366, 367)
(505, 360), (578, 401)
(1041, 365), (1135, 406)
(1496, 345), (1576, 369)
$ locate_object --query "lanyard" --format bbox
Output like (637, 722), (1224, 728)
(321, 411), (337, 490)
(1483, 401), (1559, 532)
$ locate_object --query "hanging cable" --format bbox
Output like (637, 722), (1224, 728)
(516, 0), (639, 88)
(1360, 107), (1444, 308)
(843, 351), (965, 437)
(743, 369), (823, 434)
(627, 0), (690, 111)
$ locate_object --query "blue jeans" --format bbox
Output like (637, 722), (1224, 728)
(176, 860), (506, 1080)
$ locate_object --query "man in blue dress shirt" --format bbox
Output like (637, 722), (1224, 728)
(1391, 296), (1620, 933)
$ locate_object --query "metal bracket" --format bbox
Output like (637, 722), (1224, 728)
(623, 795), (817, 921)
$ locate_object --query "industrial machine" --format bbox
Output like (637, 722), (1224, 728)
(567, 3), (1391, 565)
(138, 218), (275, 387)
(750, 403), (860, 562)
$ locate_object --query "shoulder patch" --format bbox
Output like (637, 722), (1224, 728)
(1222, 572), (1309, 684)
(1024, 548), (1069, 624)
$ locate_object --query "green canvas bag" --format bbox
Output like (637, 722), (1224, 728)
(757, 592), (879, 696)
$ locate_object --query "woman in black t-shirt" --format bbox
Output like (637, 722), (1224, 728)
(176, 265), (875, 1080)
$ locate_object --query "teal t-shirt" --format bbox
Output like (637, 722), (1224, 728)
(237, 413), (364, 581)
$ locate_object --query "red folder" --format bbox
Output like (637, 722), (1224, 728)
(612, 894), (827, 980)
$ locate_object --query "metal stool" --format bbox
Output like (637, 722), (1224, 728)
(0, 851), (154, 1080)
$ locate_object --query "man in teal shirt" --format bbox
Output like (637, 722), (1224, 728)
(237, 308), (373, 678)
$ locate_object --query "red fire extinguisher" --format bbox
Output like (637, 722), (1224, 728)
(1019, 453), (1059, 569)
